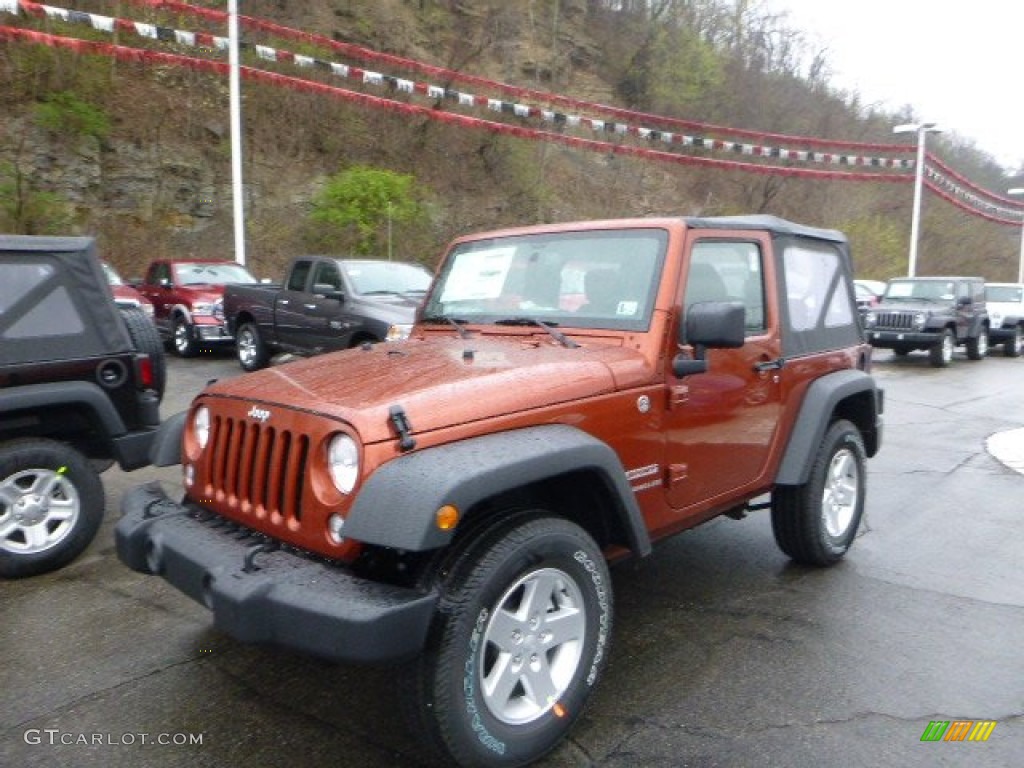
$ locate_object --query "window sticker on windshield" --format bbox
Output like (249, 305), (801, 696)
(616, 300), (639, 316)
(440, 247), (515, 302)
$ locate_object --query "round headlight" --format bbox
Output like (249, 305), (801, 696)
(328, 434), (359, 494)
(913, 312), (927, 330)
(193, 406), (211, 450)
(864, 311), (877, 328)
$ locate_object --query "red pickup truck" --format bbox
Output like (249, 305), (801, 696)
(136, 259), (256, 357)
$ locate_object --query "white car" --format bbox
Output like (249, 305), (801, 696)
(985, 282), (1024, 357)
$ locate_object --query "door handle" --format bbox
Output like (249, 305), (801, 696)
(754, 357), (785, 372)
(277, 299), (289, 306)
(303, 303), (317, 310)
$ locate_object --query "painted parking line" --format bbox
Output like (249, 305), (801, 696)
(986, 428), (1024, 475)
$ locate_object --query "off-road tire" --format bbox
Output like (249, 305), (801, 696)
(928, 329), (955, 367)
(121, 307), (166, 401)
(771, 419), (866, 566)
(965, 326), (988, 360)
(1003, 325), (1023, 357)
(236, 321), (270, 372)
(0, 438), (105, 578)
(405, 513), (612, 768)
(891, 345), (911, 357)
(173, 316), (199, 357)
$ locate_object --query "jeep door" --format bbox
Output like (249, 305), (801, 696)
(663, 233), (784, 514)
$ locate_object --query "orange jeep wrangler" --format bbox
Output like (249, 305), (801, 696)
(117, 215), (883, 767)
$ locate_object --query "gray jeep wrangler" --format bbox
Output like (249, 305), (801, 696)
(863, 276), (990, 366)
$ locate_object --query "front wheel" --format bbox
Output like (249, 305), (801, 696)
(1003, 326), (1023, 357)
(407, 514), (612, 767)
(173, 317), (199, 357)
(236, 322), (269, 371)
(928, 329), (954, 367)
(0, 439), (105, 578)
(966, 326), (988, 360)
(771, 419), (866, 566)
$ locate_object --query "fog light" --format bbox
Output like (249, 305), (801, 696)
(328, 513), (346, 544)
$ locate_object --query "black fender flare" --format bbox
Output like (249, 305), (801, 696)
(148, 410), (187, 466)
(0, 381), (128, 436)
(775, 369), (882, 486)
(344, 424), (652, 556)
(968, 314), (990, 338)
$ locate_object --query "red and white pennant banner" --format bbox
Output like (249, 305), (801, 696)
(2, 0), (1022, 224)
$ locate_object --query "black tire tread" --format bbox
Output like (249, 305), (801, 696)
(121, 306), (166, 401)
(772, 419), (866, 567)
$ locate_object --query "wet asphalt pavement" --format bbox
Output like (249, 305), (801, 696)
(2, 346), (1022, 767)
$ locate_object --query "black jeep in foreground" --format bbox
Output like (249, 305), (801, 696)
(0, 236), (165, 577)
(863, 276), (990, 367)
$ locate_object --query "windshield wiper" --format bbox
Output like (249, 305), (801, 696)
(494, 317), (580, 348)
(421, 314), (471, 339)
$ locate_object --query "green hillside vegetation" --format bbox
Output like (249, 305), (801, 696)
(0, 0), (1020, 283)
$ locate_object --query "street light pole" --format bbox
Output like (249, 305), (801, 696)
(228, 0), (246, 266)
(893, 122), (943, 277)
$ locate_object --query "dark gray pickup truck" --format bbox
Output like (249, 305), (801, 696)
(224, 256), (433, 370)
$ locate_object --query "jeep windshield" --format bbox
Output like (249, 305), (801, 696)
(883, 280), (956, 302)
(421, 228), (667, 332)
(986, 285), (1023, 303)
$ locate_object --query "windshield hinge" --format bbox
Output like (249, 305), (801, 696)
(389, 405), (417, 452)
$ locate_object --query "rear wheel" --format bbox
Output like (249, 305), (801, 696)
(771, 420), (866, 566)
(928, 329), (954, 367)
(406, 513), (612, 767)
(0, 439), (105, 578)
(236, 322), (269, 371)
(966, 326), (988, 360)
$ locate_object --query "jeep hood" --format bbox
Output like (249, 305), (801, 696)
(351, 293), (421, 324)
(181, 286), (227, 302)
(204, 336), (652, 443)
(876, 298), (949, 312)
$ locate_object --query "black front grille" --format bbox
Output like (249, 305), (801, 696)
(874, 311), (915, 330)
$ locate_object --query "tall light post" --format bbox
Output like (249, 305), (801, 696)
(1008, 188), (1024, 284)
(228, 0), (246, 266)
(893, 122), (943, 277)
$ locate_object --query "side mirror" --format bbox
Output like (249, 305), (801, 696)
(313, 283), (345, 302)
(672, 301), (746, 377)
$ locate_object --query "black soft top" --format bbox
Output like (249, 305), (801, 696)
(685, 214), (847, 244)
(0, 235), (133, 365)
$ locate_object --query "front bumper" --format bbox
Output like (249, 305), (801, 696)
(866, 330), (944, 348)
(192, 317), (233, 343)
(115, 482), (438, 664)
(990, 324), (1018, 342)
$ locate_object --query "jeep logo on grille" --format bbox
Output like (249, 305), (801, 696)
(248, 406), (271, 423)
